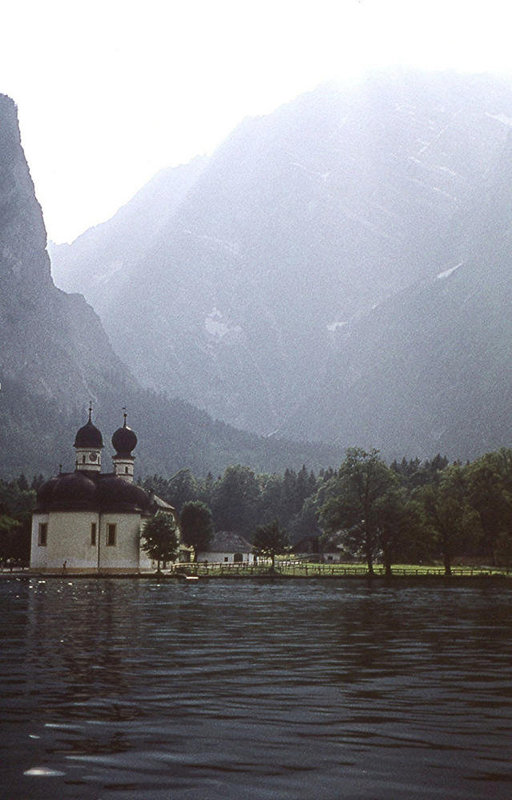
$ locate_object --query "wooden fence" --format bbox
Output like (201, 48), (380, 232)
(173, 561), (512, 578)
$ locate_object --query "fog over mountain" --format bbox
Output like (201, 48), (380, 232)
(50, 70), (512, 459)
(0, 94), (338, 477)
(282, 122), (512, 459)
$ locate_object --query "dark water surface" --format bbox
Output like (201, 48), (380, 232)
(1, 578), (512, 799)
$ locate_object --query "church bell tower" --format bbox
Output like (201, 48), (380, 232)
(74, 406), (104, 472)
(111, 411), (137, 483)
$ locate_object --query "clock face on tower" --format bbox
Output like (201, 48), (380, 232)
(89, 452), (98, 462)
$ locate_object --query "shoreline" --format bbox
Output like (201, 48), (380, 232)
(2, 569), (511, 582)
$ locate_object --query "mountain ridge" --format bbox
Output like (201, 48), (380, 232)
(0, 94), (341, 478)
(50, 70), (512, 458)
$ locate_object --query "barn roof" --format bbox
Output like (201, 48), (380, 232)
(205, 531), (253, 552)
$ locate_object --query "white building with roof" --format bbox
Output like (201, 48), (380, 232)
(30, 410), (179, 573)
(196, 531), (255, 564)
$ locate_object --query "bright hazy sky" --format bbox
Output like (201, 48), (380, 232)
(2, 0), (512, 242)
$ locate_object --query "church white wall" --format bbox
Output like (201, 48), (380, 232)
(31, 511), (100, 570)
(30, 511), (151, 572)
(99, 514), (143, 571)
(30, 513), (50, 569)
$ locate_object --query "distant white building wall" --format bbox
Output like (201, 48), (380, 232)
(197, 549), (255, 564)
(196, 532), (255, 564)
(321, 551), (344, 563)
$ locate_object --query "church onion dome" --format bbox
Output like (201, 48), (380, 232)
(74, 410), (104, 449)
(112, 414), (137, 457)
(36, 472), (151, 513)
(40, 472), (98, 510)
(97, 477), (149, 512)
(36, 476), (60, 507)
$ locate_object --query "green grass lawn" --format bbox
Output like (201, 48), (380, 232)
(174, 561), (512, 578)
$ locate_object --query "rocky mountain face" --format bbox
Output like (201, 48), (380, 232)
(50, 70), (512, 458)
(48, 156), (207, 300)
(0, 94), (134, 410)
(0, 95), (339, 477)
(282, 128), (512, 460)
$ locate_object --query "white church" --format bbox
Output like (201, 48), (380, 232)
(30, 410), (178, 573)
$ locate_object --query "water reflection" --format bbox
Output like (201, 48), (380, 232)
(1, 578), (512, 799)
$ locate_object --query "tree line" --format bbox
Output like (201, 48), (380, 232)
(143, 447), (512, 573)
(3, 446), (512, 573)
(140, 463), (321, 543)
(319, 448), (512, 574)
(0, 474), (41, 565)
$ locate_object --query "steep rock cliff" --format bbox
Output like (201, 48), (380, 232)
(0, 95), (339, 476)
(0, 94), (133, 410)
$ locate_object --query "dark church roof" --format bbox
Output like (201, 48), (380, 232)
(112, 419), (137, 457)
(36, 471), (152, 514)
(73, 411), (104, 449)
(38, 409), (154, 514)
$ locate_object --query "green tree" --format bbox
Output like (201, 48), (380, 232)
(296, 465), (317, 506)
(167, 469), (199, 513)
(420, 464), (481, 575)
(259, 473), (285, 525)
(0, 515), (22, 565)
(494, 531), (512, 568)
(252, 519), (289, 571)
(320, 448), (396, 574)
(141, 474), (174, 503)
(17, 474), (29, 491)
(0, 477), (36, 565)
(465, 452), (512, 564)
(180, 501), (214, 558)
(281, 468), (299, 520)
(197, 472), (215, 507)
(374, 490), (432, 575)
(141, 512), (179, 571)
(289, 495), (323, 542)
(213, 465), (260, 532)
(391, 455), (448, 490)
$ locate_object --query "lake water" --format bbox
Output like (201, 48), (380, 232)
(1, 577), (512, 800)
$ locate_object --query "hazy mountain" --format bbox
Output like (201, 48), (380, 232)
(282, 129), (512, 460)
(49, 156), (207, 297)
(50, 70), (512, 457)
(0, 95), (340, 478)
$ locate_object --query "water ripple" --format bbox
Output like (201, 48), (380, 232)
(1, 578), (512, 799)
